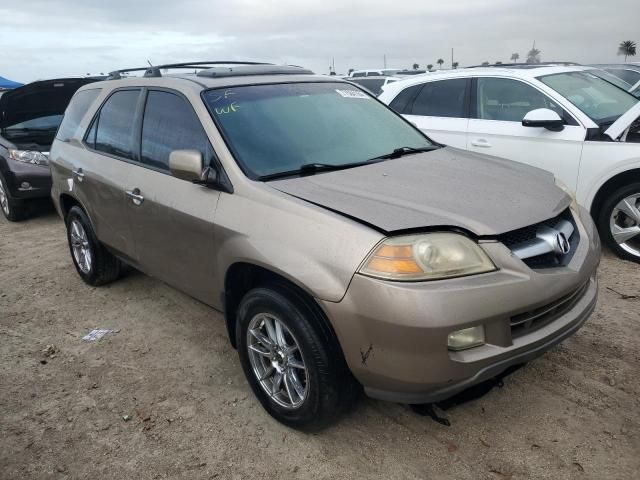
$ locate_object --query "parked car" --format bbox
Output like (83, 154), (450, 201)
(379, 65), (640, 263)
(0, 77), (100, 221)
(345, 75), (400, 96)
(591, 63), (640, 89)
(349, 68), (402, 77)
(49, 62), (600, 429)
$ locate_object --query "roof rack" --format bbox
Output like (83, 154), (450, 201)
(196, 65), (314, 78)
(467, 62), (581, 69)
(106, 61), (274, 80)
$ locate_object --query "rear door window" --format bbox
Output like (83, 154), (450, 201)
(88, 89), (141, 159)
(56, 89), (101, 142)
(410, 79), (469, 118)
(140, 90), (212, 172)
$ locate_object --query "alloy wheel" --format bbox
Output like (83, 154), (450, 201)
(610, 193), (640, 258)
(0, 180), (9, 216)
(70, 219), (93, 274)
(246, 313), (308, 409)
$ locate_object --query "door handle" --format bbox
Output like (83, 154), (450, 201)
(125, 188), (144, 206)
(72, 168), (85, 182)
(471, 138), (492, 148)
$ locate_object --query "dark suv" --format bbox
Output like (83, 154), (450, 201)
(0, 77), (100, 220)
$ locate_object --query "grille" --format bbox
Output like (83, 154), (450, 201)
(510, 281), (589, 338)
(498, 208), (579, 269)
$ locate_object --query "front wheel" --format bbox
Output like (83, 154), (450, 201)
(597, 182), (640, 263)
(0, 174), (27, 222)
(236, 286), (358, 430)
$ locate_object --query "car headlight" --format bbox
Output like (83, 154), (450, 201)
(9, 149), (49, 166)
(554, 177), (579, 213)
(360, 233), (496, 281)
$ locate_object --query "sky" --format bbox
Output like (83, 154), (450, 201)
(0, 0), (638, 83)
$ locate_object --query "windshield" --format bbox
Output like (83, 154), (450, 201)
(5, 114), (64, 131)
(203, 82), (432, 179)
(539, 71), (638, 124)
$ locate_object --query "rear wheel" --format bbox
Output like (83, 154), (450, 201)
(65, 206), (121, 285)
(236, 285), (358, 430)
(0, 174), (28, 222)
(597, 182), (640, 263)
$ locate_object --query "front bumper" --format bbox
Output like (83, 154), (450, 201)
(320, 208), (601, 404)
(1, 160), (51, 202)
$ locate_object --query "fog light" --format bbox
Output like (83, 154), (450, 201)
(447, 325), (485, 351)
(20, 182), (32, 190)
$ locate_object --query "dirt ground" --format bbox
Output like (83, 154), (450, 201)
(1, 209), (639, 480)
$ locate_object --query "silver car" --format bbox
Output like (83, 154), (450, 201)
(49, 62), (600, 429)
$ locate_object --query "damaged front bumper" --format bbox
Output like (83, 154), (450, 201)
(319, 209), (600, 404)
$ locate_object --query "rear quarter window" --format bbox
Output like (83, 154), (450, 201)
(56, 89), (102, 142)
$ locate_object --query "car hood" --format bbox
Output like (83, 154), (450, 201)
(270, 147), (569, 236)
(604, 101), (640, 140)
(0, 78), (100, 129)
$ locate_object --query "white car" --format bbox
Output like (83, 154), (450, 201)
(379, 65), (640, 262)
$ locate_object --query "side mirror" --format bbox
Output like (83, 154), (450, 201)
(169, 149), (204, 182)
(522, 108), (564, 132)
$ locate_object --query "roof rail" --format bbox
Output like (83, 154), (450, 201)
(466, 61), (581, 69)
(106, 61), (273, 80)
(196, 65), (314, 78)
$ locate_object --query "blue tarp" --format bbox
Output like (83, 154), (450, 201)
(0, 76), (23, 89)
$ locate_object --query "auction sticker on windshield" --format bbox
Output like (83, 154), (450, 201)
(336, 89), (369, 99)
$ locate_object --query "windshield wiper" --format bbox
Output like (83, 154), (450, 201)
(258, 161), (376, 181)
(372, 146), (438, 160)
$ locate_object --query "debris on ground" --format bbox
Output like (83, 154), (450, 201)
(82, 329), (116, 342)
(41, 344), (58, 357)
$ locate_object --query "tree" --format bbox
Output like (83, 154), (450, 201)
(437, 58), (444, 69)
(481, 61), (490, 66)
(427, 64), (433, 71)
(510, 52), (520, 63)
(452, 61), (459, 69)
(526, 48), (541, 63)
(412, 63), (420, 70)
(348, 68), (354, 75)
(618, 40), (637, 62)
(495, 61), (503, 65)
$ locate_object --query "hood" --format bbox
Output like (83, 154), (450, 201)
(270, 147), (569, 236)
(0, 78), (100, 129)
(604, 101), (640, 140)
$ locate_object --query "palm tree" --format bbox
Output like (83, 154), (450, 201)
(427, 64), (433, 71)
(510, 52), (520, 63)
(452, 62), (459, 69)
(618, 40), (637, 62)
(437, 58), (444, 69)
(526, 48), (541, 63)
(412, 63), (420, 70)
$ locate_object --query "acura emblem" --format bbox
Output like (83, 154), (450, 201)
(556, 232), (570, 254)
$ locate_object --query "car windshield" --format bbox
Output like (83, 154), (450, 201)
(538, 71), (639, 124)
(5, 114), (64, 131)
(589, 69), (632, 91)
(203, 82), (432, 179)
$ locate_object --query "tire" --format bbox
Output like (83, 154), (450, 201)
(0, 174), (28, 222)
(65, 205), (121, 285)
(236, 285), (358, 430)
(596, 181), (640, 263)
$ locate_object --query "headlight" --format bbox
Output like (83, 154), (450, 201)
(360, 233), (496, 281)
(9, 149), (49, 166)
(554, 177), (579, 213)
(448, 325), (485, 351)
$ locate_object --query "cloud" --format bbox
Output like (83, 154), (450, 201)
(0, 0), (637, 82)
